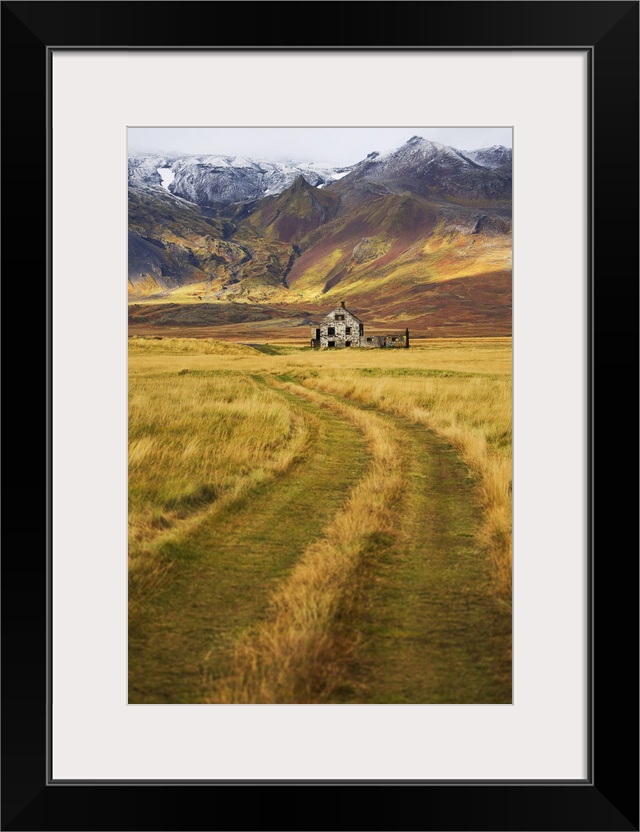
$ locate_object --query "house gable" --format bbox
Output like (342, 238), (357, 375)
(322, 305), (362, 324)
(322, 306), (361, 327)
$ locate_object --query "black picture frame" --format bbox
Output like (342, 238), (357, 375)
(2, 2), (638, 830)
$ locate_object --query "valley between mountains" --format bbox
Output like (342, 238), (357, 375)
(128, 136), (512, 338)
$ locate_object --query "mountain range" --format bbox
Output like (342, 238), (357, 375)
(128, 137), (512, 337)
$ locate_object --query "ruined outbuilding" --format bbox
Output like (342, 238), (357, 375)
(310, 302), (409, 349)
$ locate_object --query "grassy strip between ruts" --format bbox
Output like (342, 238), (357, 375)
(206, 382), (403, 704)
(293, 368), (512, 603)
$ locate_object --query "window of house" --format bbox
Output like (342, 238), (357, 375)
(336, 315), (344, 321)
(328, 327), (335, 336)
(345, 341), (351, 347)
(345, 326), (351, 335)
(366, 337), (372, 342)
(328, 341), (335, 348)
(359, 324), (364, 335)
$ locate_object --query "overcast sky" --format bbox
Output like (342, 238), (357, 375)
(128, 127), (512, 165)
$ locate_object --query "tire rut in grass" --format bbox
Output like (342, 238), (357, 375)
(320, 403), (512, 704)
(128, 389), (369, 704)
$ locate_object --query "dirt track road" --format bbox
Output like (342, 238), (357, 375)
(129, 381), (510, 704)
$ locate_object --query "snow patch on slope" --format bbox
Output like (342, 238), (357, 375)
(157, 167), (175, 190)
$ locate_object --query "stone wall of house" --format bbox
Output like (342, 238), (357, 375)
(360, 335), (385, 348)
(360, 334), (409, 348)
(382, 334), (407, 347)
(311, 307), (363, 348)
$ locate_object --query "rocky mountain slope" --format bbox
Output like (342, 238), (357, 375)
(462, 145), (512, 169)
(129, 153), (353, 205)
(128, 138), (512, 335)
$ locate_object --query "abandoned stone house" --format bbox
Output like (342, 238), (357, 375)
(310, 302), (409, 349)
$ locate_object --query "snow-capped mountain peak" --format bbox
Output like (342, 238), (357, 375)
(462, 145), (512, 169)
(333, 135), (511, 200)
(128, 138), (511, 207)
(128, 153), (357, 206)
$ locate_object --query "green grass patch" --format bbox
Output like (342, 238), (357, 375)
(357, 367), (498, 379)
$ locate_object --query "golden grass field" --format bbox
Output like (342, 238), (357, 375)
(129, 336), (512, 704)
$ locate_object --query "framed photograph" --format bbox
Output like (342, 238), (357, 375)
(3, 2), (638, 830)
